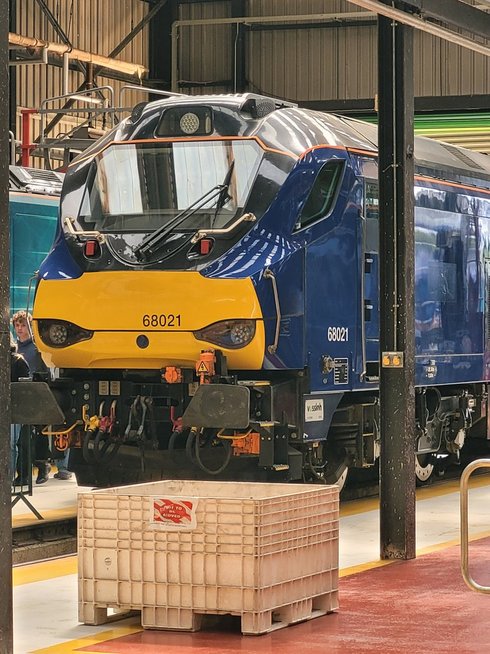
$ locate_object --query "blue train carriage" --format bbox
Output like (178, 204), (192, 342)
(29, 93), (490, 487)
(9, 165), (62, 314)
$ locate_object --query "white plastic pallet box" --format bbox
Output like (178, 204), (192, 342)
(78, 479), (339, 634)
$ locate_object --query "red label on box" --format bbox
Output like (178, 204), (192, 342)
(152, 498), (197, 529)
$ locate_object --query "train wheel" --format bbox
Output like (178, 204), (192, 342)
(415, 453), (434, 485)
(323, 463), (348, 491)
(334, 467), (349, 491)
(434, 454), (450, 478)
(321, 446), (349, 490)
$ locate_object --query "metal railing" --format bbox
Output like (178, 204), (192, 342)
(27, 85), (184, 168)
(460, 458), (490, 593)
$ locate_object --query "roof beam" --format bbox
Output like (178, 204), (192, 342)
(402, 0), (490, 41)
(346, 0), (490, 55)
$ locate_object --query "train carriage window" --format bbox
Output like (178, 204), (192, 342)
(364, 180), (379, 252)
(295, 160), (344, 230)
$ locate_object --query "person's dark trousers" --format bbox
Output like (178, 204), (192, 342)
(33, 428), (52, 484)
(33, 428), (51, 460)
(15, 424), (32, 483)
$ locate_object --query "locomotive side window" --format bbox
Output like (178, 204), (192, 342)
(364, 180), (379, 252)
(296, 160), (344, 230)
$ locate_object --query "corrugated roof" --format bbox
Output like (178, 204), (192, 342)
(414, 113), (490, 155)
(361, 113), (490, 155)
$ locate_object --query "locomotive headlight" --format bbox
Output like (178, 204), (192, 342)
(194, 319), (256, 349)
(156, 106), (213, 137)
(48, 323), (68, 345)
(179, 112), (200, 135)
(230, 322), (254, 346)
(38, 319), (93, 348)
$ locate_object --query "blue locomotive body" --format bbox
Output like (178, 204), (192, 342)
(30, 95), (490, 486)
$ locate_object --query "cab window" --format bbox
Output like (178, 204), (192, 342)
(296, 160), (344, 230)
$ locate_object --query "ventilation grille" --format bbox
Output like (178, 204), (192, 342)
(440, 142), (485, 171)
(9, 166), (64, 196)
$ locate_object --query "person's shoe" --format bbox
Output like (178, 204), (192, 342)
(13, 476), (28, 486)
(53, 470), (73, 480)
(36, 462), (51, 485)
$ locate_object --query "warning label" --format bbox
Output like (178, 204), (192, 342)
(151, 497), (198, 530)
(197, 361), (209, 373)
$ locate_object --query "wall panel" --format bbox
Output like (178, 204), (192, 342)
(177, 0), (489, 104)
(14, 0), (149, 166)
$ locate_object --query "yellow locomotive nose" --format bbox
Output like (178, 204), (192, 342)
(33, 271), (265, 370)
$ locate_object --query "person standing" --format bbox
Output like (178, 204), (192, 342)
(12, 310), (51, 484)
(10, 333), (29, 482)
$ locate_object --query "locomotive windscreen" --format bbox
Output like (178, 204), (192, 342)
(77, 139), (263, 234)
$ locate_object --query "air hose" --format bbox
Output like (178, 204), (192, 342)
(186, 427), (232, 475)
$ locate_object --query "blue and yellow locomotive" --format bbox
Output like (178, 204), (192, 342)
(31, 93), (490, 486)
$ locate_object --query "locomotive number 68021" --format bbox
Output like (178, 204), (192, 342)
(142, 314), (181, 327)
(327, 327), (349, 342)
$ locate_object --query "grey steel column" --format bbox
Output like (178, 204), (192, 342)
(378, 8), (416, 559)
(8, 0), (15, 137)
(231, 0), (246, 92)
(149, 0), (177, 91)
(0, 0), (13, 650)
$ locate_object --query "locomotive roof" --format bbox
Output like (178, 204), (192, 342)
(135, 94), (490, 187)
(253, 105), (490, 186)
(89, 93), (490, 189)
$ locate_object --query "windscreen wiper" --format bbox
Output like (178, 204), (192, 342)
(213, 160), (235, 221)
(133, 184), (226, 262)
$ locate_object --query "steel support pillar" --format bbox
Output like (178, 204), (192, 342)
(8, 0), (15, 136)
(231, 0), (246, 92)
(0, 0), (13, 651)
(378, 8), (416, 560)
(149, 0), (177, 91)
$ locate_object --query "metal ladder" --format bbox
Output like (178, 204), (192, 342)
(460, 458), (490, 593)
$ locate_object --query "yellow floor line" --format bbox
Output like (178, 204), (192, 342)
(340, 496), (379, 517)
(12, 506), (77, 528)
(340, 559), (394, 576)
(30, 624), (143, 654)
(13, 555), (77, 586)
(416, 472), (490, 499)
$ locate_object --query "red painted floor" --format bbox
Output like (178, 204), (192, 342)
(79, 537), (490, 654)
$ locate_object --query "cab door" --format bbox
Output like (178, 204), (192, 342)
(302, 159), (358, 393)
